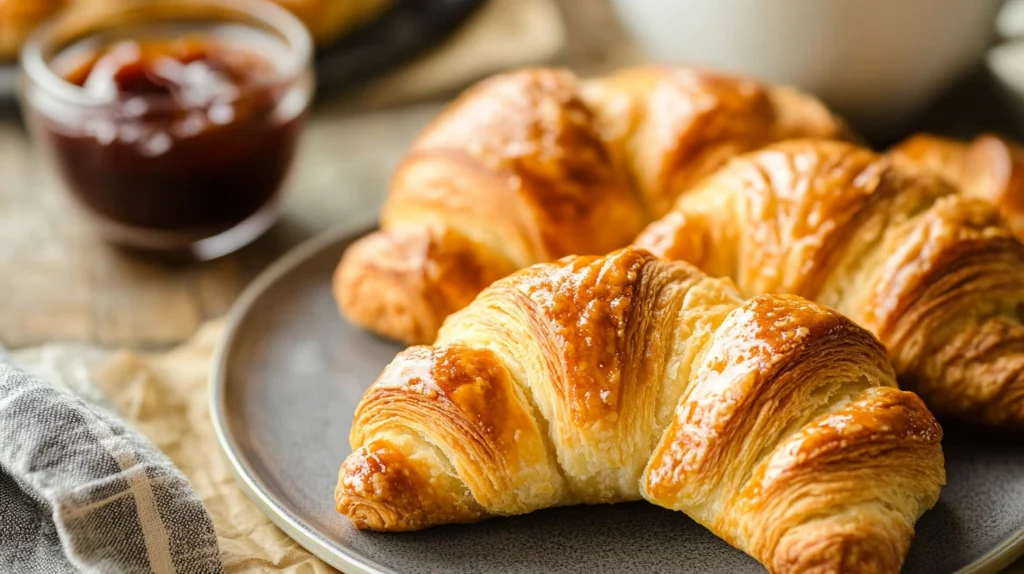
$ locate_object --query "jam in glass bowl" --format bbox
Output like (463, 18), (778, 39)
(19, 0), (314, 259)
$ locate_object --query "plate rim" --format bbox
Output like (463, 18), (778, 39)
(210, 224), (395, 574)
(210, 225), (1024, 574)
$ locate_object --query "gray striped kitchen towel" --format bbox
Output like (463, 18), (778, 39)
(0, 352), (222, 574)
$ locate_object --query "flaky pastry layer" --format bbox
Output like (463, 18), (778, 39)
(636, 139), (1024, 428)
(337, 248), (944, 574)
(335, 67), (850, 345)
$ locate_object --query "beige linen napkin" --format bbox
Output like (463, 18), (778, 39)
(93, 322), (336, 573)
(10, 321), (329, 573)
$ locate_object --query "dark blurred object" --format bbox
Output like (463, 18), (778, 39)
(313, 0), (485, 97)
(891, 65), (1024, 148)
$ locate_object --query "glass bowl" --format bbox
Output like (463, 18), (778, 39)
(19, 0), (315, 260)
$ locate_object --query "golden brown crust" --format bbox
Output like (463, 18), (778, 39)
(890, 133), (1024, 242)
(334, 226), (517, 345)
(337, 247), (945, 574)
(581, 66), (853, 219)
(338, 343), (564, 525)
(336, 69), (647, 345)
(336, 67), (850, 345)
(393, 69), (644, 265)
(636, 139), (1024, 428)
(643, 294), (943, 574)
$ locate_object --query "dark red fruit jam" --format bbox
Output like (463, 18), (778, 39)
(43, 34), (304, 238)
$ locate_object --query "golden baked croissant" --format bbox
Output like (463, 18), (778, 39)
(636, 138), (1024, 428)
(890, 133), (1024, 241)
(337, 247), (945, 573)
(335, 67), (851, 345)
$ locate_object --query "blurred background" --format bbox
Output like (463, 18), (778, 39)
(3, 0), (1024, 351)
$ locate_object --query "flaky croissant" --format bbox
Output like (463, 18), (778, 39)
(336, 247), (944, 574)
(890, 133), (1024, 241)
(636, 138), (1024, 428)
(334, 67), (850, 345)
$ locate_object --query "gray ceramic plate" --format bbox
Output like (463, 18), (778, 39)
(212, 226), (1024, 574)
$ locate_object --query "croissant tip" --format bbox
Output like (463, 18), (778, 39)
(333, 231), (439, 346)
(335, 447), (408, 531)
(336, 493), (391, 531)
(770, 519), (912, 574)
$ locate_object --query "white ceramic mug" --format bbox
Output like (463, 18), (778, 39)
(612, 0), (1004, 136)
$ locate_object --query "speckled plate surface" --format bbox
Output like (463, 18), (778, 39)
(212, 226), (1024, 574)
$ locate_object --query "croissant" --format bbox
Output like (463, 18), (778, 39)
(334, 66), (851, 345)
(336, 247), (945, 574)
(635, 139), (1024, 428)
(890, 133), (1024, 241)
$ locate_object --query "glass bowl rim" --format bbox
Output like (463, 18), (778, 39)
(19, 0), (314, 109)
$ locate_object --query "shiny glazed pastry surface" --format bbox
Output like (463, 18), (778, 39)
(890, 133), (1024, 242)
(334, 67), (850, 345)
(336, 247), (945, 574)
(636, 139), (1024, 428)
